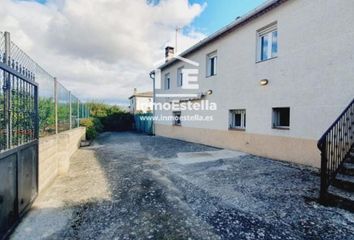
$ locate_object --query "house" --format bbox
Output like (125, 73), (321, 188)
(152, 0), (354, 169)
(129, 88), (153, 113)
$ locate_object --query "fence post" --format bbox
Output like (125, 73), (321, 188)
(77, 101), (80, 127)
(4, 32), (12, 148)
(69, 91), (72, 129)
(54, 78), (58, 134)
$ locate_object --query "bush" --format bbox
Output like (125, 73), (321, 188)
(80, 117), (103, 140)
(92, 117), (104, 132)
(99, 112), (133, 131)
(85, 101), (134, 132)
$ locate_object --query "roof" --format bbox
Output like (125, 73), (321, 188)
(158, 0), (286, 70)
(129, 91), (153, 99)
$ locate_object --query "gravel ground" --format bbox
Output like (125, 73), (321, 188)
(11, 132), (354, 240)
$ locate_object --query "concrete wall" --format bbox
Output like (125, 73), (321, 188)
(156, 124), (320, 167)
(38, 127), (86, 192)
(154, 0), (354, 167)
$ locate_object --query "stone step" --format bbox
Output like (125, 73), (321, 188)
(341, 163), (354, 176)
(346, 156), (354, 164)
(349, 151), (354, 161)
(327, 186), (354, 212)
(333, 174), (354, 192)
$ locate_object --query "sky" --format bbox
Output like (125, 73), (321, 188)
(1, 0), (266, 105)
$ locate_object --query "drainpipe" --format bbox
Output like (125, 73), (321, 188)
(149, 70), (156, 135)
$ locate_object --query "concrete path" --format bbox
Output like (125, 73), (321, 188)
(11, 132), (354, 240)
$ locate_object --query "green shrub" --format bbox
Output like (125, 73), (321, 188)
(85, 101), (134, 132)
(99, 112), (133, 131)
(80, 117), (103, 140)
(92, 118), (104, 132)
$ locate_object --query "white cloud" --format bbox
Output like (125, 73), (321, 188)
(0, 0), (207, 104)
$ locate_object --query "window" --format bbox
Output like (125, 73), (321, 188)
(207, 51), (217, 77)
(257, 23), (277, 62)
(177, 67), (183, 87)
(164, 73), (170, 90)
(173, 111), (181, 126)
(229, 109), (246, 130)
(272, 107), (290, 129)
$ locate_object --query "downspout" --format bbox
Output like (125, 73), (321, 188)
(149, 70), (156, 135)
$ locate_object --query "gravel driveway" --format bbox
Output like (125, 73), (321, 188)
(11, 132), (354, 240)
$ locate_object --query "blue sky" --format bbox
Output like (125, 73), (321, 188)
(189, 0), (267, 34)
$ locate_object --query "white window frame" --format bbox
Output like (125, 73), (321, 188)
(173, 111), (181, 126)
(177, 66), (184, 87)
(206, 51), (217, 77)
(257, 23), (278, 62)
(164, 73), (170, 90)
(272, 107), (290, 129)
(229, 109), (246, 130)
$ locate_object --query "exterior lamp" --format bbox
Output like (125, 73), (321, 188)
(200, 89), (213, 98)
(260, 79), (269, 86)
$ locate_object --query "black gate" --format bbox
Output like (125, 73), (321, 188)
(0, 32), (38, 239)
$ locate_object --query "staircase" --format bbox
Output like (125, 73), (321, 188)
(327, 146), (354, 211)
(318, 98), (354, 211)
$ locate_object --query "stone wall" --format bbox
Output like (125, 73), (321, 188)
(38, 127), (86, 192)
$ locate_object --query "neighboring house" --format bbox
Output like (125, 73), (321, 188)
(153, 0), (354, 168)
(129, 89), (153, 113)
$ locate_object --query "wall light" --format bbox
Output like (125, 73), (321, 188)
(260, 79), (269, 86)
(207, 89), (213, 95)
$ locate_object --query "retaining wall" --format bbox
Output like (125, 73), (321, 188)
(38, 127), (86, 192)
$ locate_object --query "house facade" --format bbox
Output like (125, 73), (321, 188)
(153, 0), (354, 168)
(129, 89), (153, 113)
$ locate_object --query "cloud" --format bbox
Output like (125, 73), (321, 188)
(0, 0), (207, 104)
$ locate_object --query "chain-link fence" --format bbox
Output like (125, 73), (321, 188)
(0, 31), (90, 140)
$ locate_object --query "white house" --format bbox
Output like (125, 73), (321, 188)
(152, 0), (354, 168)
(129, 89), (153, 114)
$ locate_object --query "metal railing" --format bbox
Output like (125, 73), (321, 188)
(0, 31), (90, 151)
(318, 98), (354, 200)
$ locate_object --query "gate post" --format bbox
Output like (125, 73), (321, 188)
(4, 32), (12, 148)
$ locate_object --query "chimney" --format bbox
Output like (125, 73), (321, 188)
(165, 46), (174, 62)
(134, 88), (137, 94)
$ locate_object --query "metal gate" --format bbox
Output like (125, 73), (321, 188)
(0, 32), (38, 239)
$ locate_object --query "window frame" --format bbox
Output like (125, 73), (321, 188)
(229, 109), (246, 130)
(272, 107), (290, 130)
(206, 51), (217, 77)
(256, 23), (278, 62)
(172, 111), (182, 126)
(177, 66), (184, 87)
(164, 73), (171, 90)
